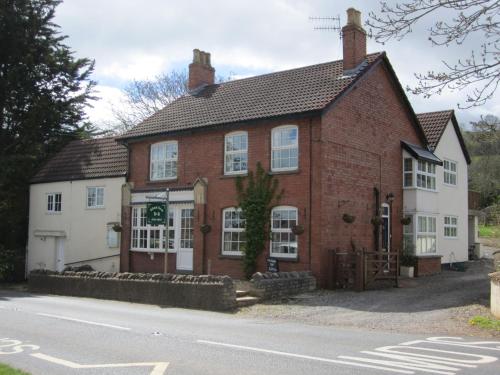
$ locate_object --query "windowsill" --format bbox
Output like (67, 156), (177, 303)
(403, 186), (438, 193)
(146, 178), (178, 185)
(444, 236), (458, 240)
(268, 169), (300, 176)
(86, 207), (105, 210)
(218, 254), (244, 260)
(220, 173), (247, 179)
(46, 212), (62, 215)
(269, 255), (299, 262)
(130, 248), (176, 254)
(443, 183), (457, 188)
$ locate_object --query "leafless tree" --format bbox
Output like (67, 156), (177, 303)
(112, 70), (188, 133)
(367, 0), (500, 108)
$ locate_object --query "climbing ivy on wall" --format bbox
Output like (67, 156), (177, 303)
(235, 162), (283, 279)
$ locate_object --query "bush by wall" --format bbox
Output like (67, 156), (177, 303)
(250, 271), (316, 300)
(28, 270), (237, 311)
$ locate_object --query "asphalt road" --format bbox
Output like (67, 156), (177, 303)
(0, 289), (499, 375)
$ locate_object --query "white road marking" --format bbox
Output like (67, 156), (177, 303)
(31, 353), (169, 375)
(36, 313), (131, 331)
(197, 339), (413, 374)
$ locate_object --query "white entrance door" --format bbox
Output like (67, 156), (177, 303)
(176, 207), (194, 271)
(55, 238), (65, 272)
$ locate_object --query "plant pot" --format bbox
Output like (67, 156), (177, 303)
(291, 224), (304, 235)
(400, 266), (414, 278)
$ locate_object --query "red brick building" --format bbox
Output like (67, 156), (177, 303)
(117, 8), (428, 287)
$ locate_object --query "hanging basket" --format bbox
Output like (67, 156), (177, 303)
(291, 224), (305, 235)
(371, 216), (383, 226)
(112, 224), (122, 232)
(342, 213), (356, 224)
(200, 223), (211, 234)
(401, 216), (412, 226)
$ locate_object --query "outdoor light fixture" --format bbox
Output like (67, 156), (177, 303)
(386, 192), (395, 203)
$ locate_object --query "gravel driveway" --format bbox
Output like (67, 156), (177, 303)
(238, 259), (498, 338)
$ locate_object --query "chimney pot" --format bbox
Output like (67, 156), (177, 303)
(188, 49), (215, 91)
(342, 8), (367, 72)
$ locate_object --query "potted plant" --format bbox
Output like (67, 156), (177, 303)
(112, 223), (122, 232)
(399, 242), (417, 277)
(342, 213), (356, 224)
(401, 216), (412, 226)
(200, 223), (211, 234)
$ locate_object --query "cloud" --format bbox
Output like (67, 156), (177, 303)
(54, 0), (499, 129)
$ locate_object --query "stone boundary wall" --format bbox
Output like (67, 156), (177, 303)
(490, 272), (500, 319)
(250, 271), (316, 300)
(28, 270), (236, 311)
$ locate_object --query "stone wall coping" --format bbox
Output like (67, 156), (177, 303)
(30, 270), (232, 285)
(489, 272), (500, 283)
(251, 271), (313, 282)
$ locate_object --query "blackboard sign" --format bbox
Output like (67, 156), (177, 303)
(267, 257), (279, 273)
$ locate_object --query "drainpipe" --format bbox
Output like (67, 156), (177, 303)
(308, 119), (313, 271)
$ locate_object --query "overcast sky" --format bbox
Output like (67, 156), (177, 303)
(54, 0), (499, 130)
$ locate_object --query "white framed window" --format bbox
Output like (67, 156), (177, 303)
(271, 125), (298, 171)
(47, 193), (62, 213)
(443, 159), (457, 186)
(150, 141), (178, 180)
(416, 215), (436, 254)
(403, 215), (414, 253)
(131, 206), (176, 252)
(444, 216), (458, 238)
(270, 206), (298, 258)
(416, 160), (436, 190)
(403, 158), (413, 187)
(221, 208), (246, 256)
(86, 187), (104, 208)
(224, 132), (248, 175)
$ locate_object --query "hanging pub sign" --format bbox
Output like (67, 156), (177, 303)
(146, 202), (166, 226)
(267, 257), (279, 273)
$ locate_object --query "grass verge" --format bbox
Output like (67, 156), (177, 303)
(479, 225), (500, 238)
(469, 315), (500, 331)
(0, 364), (30, 375)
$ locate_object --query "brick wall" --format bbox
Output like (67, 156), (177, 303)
(123, 116), (321, 279)
(250, 271), (316, 300)
(415, 256), (442, 277)
(29, 270), (236, 311)
(316, 62), (425, 287)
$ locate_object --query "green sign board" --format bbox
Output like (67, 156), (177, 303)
(146, 202), (167, 226)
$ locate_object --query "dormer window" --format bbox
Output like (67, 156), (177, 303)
(150, 141), (178, 181)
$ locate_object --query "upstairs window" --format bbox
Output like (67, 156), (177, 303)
(87, 187), (104, 208)
(271, 126), (298, 171)
(444, 216), (458, 238)
(443, 160), (457, 186)
(150, 141), (178, 180)
(47, 193), (62, 213)
(403, 158), (413, 187)
(270, 206), (298, 258)
(416, 160), (436, 190)
(222, 208), (246, 256)
(224, 132), (248, 175)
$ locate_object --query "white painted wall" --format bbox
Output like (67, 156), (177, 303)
(434, 121), (469, 263)
(27, 177), (126, 274)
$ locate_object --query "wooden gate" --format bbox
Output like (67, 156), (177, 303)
(329, 248), (399, 291)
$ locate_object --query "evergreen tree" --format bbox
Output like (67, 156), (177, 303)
(0, 0), (96, 279)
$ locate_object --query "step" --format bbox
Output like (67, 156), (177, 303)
(236, 296), (260, 308)
(236, 290), (249, 298)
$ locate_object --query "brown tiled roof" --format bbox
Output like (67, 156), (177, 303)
(119, 53), (383, 140)
(31, 137), (127, 183)
(416, 110), (453, 150)
(417, 110), (471, 164)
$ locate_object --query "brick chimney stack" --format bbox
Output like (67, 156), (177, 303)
(188, 49), (215, 91)
(342, 8), (367, 72)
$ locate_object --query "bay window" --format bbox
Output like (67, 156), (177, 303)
(416, 216), (436, 254)
(403, 158), (413, 187)
(131, 206), (175, 252)
(416, 160), (436, 190)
